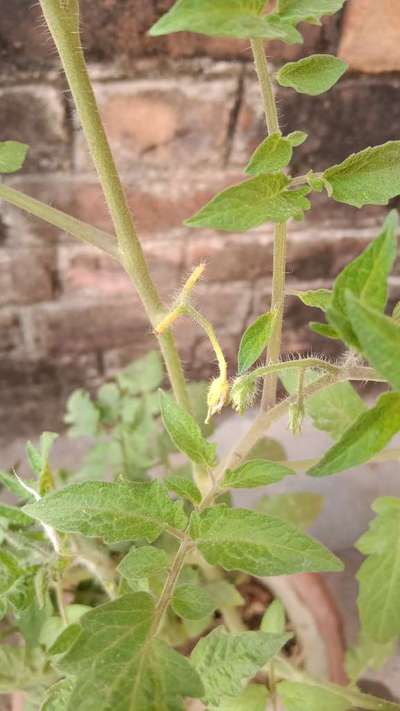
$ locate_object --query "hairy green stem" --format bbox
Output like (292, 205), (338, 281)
(250, 39), (288, 411)
(39, 0), (191, 414)
(0, 183), (119, 259)
(151, 537), (193, 637)
(250, 39), (279, 134)
(54, 574), (68, 627)
(233, 357), (339, 392)
(200, 366), (385, 509)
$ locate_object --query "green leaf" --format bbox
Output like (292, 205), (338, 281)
(0, 598), (7, 620)
(0, 646), (49, 694)
(0, 549), (23, 596)
(287, 131), (308, 147)
(185, 174), (311, 232)
(223, 459), (294, 489)
(26, 442), (42, 476)
(307, 172), (329, 192)
(238, 312), (275, 373)
(247, 437), (287, 462)
(65, 389), (99, 437)
(256, 492), (324, 530)
(276, 0), (346, 25)
(278, 55), (347, 95)
(39, 605), (92, 651)
(48, 623), (82, 656)
(26, 431), (58, 495)
(205, 581), (244, 608)
(326, 212), (398, 347)
(277, 679), (400, 711)
(345, 630), (396, 682)
(0, 141), (28, 173)
(261, 599), (286, 634)
(308, 393), (400, 478)
(215, 684), (269, 711)
(306, 381), (366, 440)
(188, 381), (215, 437)
(346, 295), (400, 390)
(392, 302), (400, 321)
(293, 288), (332, 311)
(97, 383), (121, 423)
(60, 593), (204, 710)
(309, 321), (340, 339)
(149, 0), (302, 42)
(0, 471), (32, 501)
(172, 584), (216, 620)
(0, 503), (33, 527)
(117, 546), (169, 582)
(165, 474), (202, 504)
(117, 351), (164, 395)
(191, 627), (290, 705)
(323, 143), (400, 208)
(190, 507), (343, 575)
(24, 480), (187, 544)
(160, 391), (217, 467)
(41, 679), (75, 711)
(356, 497), (400, 643)
(281, 369), (366, 440)
(245, 132), (293, 175)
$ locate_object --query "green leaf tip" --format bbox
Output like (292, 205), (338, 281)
(223, 459), (295, 489)
(0, 141), (29, 174)
(277, 54), (347, 96)
(323, 142), (400, 208)
(238, 311), (276, 373)
(191, 627), (290, 705)
(326, 211), (397, 349)
(190, 506), (343, 575)
(160, 390), (217, 467)
(308, 392), (400, 478)
(345, 293), (400, 390)
(275, 0), (346, 26)
(356, 496), (400, 644)
(185, 174), (311, 232)
(24, 479), (187, 544)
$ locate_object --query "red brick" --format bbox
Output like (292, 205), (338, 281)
(0, 248), (55, 306)
(0, 308), (24, 355)
(0, 355), (101, 444)
(339, 0), (400, 74)
(0, 1), (54, 79)
(59, 239), (183, 300)
(189, 282), (252, 332)
(29, 298), (153, 359)
(0, 87), (69, 172)
(74, 78), (237, 171)
(185, 232), (274, 283)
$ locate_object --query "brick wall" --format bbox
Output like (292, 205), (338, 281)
(1, 0), (400, 442)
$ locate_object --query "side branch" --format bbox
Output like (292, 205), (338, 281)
(200, 366), (386, 510)
(0, 184), (119, 260)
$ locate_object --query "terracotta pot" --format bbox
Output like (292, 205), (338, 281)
(262, 572), (347, 685)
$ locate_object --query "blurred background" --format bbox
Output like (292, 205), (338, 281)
(1, 0), (400, 445)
